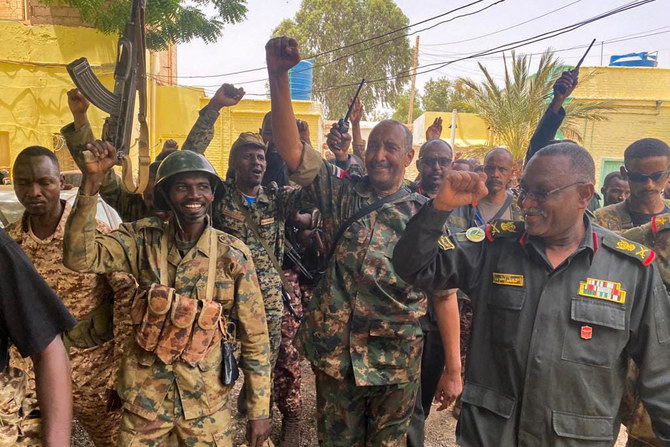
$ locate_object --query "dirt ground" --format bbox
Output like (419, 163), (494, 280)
(73, 359), (628, 446)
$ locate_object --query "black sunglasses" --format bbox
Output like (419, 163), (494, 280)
(623, 168), (670, 183)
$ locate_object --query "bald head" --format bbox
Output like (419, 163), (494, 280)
(419, 139), (453, 159)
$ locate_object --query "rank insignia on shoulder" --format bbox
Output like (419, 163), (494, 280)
(485, 220), (525, 242)
(466, 227), (486, 243)
(492, 272), (524, 287)
(437, 234), (455, 251)
(578, 278), (626, 304)
(603, 234), (655, 266)
(651, 214), (670, 233)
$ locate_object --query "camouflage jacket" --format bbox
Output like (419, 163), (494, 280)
(5, 201), (114, 323)
(394, 207), (670, 446)
(290, 143), (428, 386)
(594, 198), (670, 231)
(212, 181), (304, 320)
(61, 122), (150, 222)
(601, 214), (670, 447)
(447, 190), (523, 233)
(63, 193), (271, 420)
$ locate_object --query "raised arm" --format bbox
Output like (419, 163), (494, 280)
(266, 37), (303, 172)
(182, 83), (245, 154)
(393, 170), (488, 293)
(525, 71), (577, 164)
(64, 140), (137, 275)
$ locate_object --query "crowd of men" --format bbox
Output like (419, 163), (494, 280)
(0, 35), (669, 447)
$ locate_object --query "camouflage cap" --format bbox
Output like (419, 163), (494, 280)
(229, 132), (266, 164)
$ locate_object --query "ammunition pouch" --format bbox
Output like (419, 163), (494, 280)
(62, 299), (114, 352)
(131, 284), (224, 366)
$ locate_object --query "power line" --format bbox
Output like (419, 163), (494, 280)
(311, 0), (655, 93)
(423, 0), (583, 47)
(164, 0), (492, 80)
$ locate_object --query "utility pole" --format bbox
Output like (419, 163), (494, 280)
(407, 35), (420, 127)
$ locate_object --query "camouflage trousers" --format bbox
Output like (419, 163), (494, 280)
(0, 366), (40, 446)
(314, 369), (419, 447)
(620, 359), (662, 447)
(117, 387), (231, 447)
(7, 341), (121, 447)
(273, 272), (304, 418)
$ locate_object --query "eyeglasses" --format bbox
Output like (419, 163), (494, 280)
(518, 181), (586, 203)
(623, 168), (670, 183)
(419, 157), (452, 167)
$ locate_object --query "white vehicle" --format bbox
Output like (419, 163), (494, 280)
(0, 185), (122, 230)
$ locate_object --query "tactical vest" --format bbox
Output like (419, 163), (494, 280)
(130, 230), (229, 366)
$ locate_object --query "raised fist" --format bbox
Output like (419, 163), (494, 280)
(296, 119), (311, 145)
(210, 83), (245, 110)
(83, 140), (118, 177)
(67, 88), (90, 116)
(434, 170), (488, 211)
(265, 36), (301, 76)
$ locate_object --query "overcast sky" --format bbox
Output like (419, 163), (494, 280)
(177, 0), (670, 115)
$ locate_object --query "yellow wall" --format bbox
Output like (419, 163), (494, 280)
(413, 111), (490, 148)
(572, 66), (670, 186)
(154, 90), (323, 176)
(0, 20), (116, 170)
(0, 20), (324, 178)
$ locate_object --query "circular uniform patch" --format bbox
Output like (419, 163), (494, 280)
(466, 227), (485, 243)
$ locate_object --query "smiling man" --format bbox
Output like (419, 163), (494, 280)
(266, 36), (430, 446)
(63, 145), (272, 447)
(393, 142), (670, 446)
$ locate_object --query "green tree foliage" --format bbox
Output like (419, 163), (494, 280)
(457, 49), (612, 160)
(273, 0), (412, 118)
(41, 0), (248, 50)
(391, 88), (422, 123)
(422, 76), (475, 113)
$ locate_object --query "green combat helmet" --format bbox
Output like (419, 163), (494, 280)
(153, 151), (223, 211)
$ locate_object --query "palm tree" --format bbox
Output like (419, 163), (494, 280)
(456, 49), (612, 160)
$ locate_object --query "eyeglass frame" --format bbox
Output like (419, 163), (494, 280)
(518, 181), (587, 203)
(622, 167), (670, 183)
(418, 156), (452, 168)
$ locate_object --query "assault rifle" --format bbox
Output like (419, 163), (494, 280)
(66, 0), (150, 194)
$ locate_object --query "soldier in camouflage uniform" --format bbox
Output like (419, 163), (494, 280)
(6, 146), (137, 446)
(266, 37), (429, 446)
(61, 85), (245, 222)
(593, 139), (670, 447)
(63, 146), (272, 446)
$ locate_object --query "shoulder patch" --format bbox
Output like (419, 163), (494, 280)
(437, 234), (455, 251)
(485, 220), (525, 242)
(602, 234), (655, 266)
(651, 214), (670, 233)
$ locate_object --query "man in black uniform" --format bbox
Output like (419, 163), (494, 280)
(0, 228), (76, 446)
(393, 142), (670, 446)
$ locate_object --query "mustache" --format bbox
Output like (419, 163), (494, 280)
(522, 207), (546, 217)
(369, 160), (391, 170)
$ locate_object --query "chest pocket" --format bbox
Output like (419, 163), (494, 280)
(561, 297), (627, 368)
(487, 285), (527, 348)
(220, 209), (246, 240)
